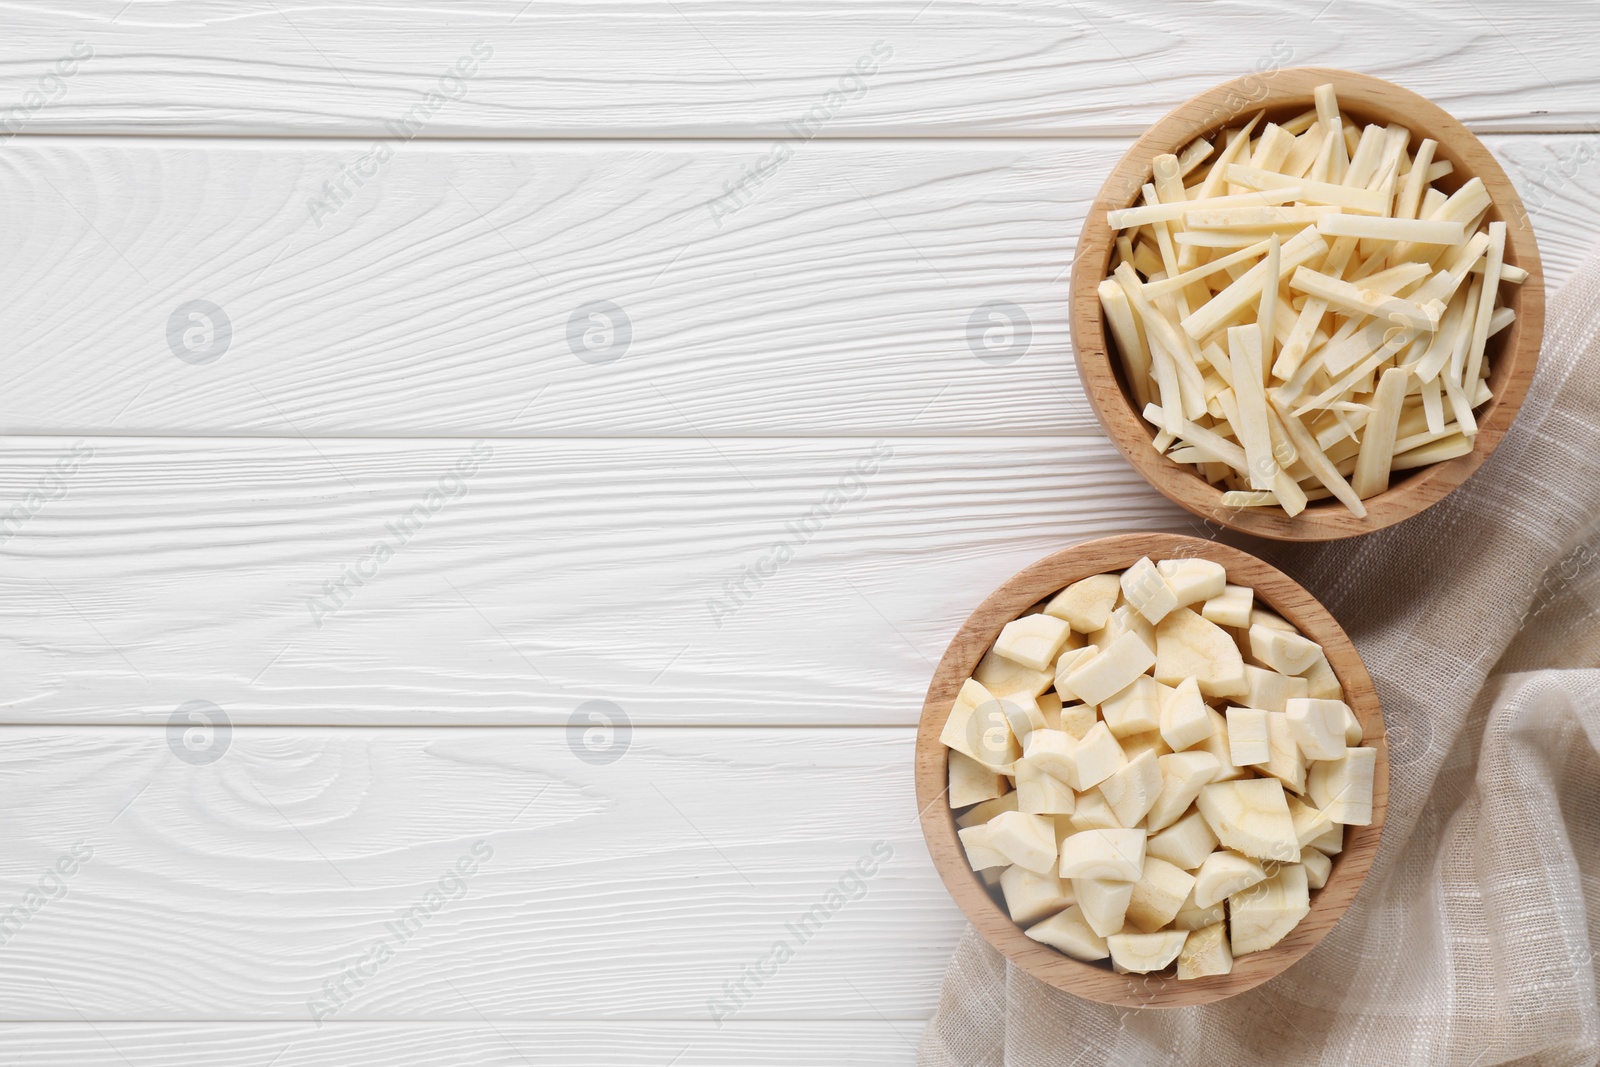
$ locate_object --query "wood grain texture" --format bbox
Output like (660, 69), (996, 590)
(0, 725), (960, 1020)
(0, 436), (1188, 726)
(914, 533), (1386, 1006)
(5, 1), (1600, 136)
(0, 1022), (921, 1066)
(1, 135), (1595, 438)
(1071, 69), (1545, 541)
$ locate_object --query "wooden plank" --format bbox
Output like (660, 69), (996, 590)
(0, 436), (1187, 726)
(0, 1022), (920, 1066)
(4, 1), (1598, 136)
(2, 136), (1595, 438)
(0, 725), (959, 1021)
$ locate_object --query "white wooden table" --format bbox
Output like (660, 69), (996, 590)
(2, 3), (1596, 1063)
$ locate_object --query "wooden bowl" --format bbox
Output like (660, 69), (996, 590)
(1069, 68), (1545, 541)
(914, 532), (1388, 1006)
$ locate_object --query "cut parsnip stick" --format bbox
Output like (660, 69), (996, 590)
(1106, 186), (1304, 229)
(1225, 165), (1386, 214)
(1316, 213), (1465, 244)
(1288, 267), (1443, 332)
(1394, 138), (1437, 222)
(1099, 279), (1153, 409)
(1228, 325), (1277, 491)
(1186, 206), (1332, 229)
(1268, 396), (1368, 518)
(1350, 366), (1411, 499)
(1180, 228), (1327, 340)
(1142, 240), (1274, 298)
(1463, 222), (1506, 391)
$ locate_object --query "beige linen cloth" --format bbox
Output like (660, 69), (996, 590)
(919, 251), (1600, 1066)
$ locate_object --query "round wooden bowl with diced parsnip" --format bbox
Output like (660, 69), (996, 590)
(1069, 68), (1544, 541)
(914, 533), (1387, 1007)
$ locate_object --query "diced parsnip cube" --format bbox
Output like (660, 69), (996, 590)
(1178, 921), (1234, 979)
(1308, 747), (1377, 825)
(1067, 787), (1125, 831)
(1196, 778), (1300, 862)
(1058, 828), (1147, 881)
(987, 811), (1060, 874)
(1059, 702), (1098, 740)
(1225, 706), (1271, 765)
(1157, 557), (1228, 607)
(955, 791), (1017, 829)
(1126, 857), (1195, 933)
(1099, 750), (1164, 827)
(957, 823), (1010, 870)
(1120, 556), (1180, 624)
(1118, 730), (1172, 763)
(1073, 877), (1136, 938)
(1299, 652), (1345, 701)
(1258, 711), (1306, 794)
(1242, 664), (1309, 713)
(1146, 807), (1220, 869)
(1195, 706), (1249, 781)
(1000, 865), (1076, 925)
(949, 749), (1006, 808)
(1036, 691), (1062, 723)
(940, 678), (1022, 770)
(1025, 903), (1109, 960)
(1300, 846), (1333, 890)
(1342, 703), (1363, 744)
(1251, 608), (1293, 632)
(994, 614), (1074, 672)
(1159, 677), (1215, 751)
(1064, 632), (1158, 706)
(1015, 758), (1077, 815)
(1171, 887), (1226, 931)
(1285, 793), (1336, 847)
(1202, 583), (1254, 628)
(1308, 817), (1344, 855)
(1155, 608), (1248, 698)
(1089, 604), (1156, 654)
(1069, 721), (1129, 792)
(1053, 646), (1098, 701)
(1193, 849), (1268, 908)
(1146, 751), (1223, 832)
(1107, 930), (1189, 973)
(972, 650), (1054, 699)
(1248, 623), (1323, 675)
(998, 694), (1049, 746)
(1043, 573), (1122, 632)
(1286, 697), (1352, 760)
(1100, 675), (1168, 738)
(1229, 863), (1310, 955)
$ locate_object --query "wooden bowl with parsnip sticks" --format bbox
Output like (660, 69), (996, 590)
(1070, 68), (1544, 541)
(914, 533), (1387, 1006)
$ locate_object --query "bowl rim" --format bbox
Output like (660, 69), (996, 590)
(1068, 66), (1546, 542)
(914, 532), (1388, 1006)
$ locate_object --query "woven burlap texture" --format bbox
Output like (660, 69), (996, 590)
(919, 252), (1600, 1067)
